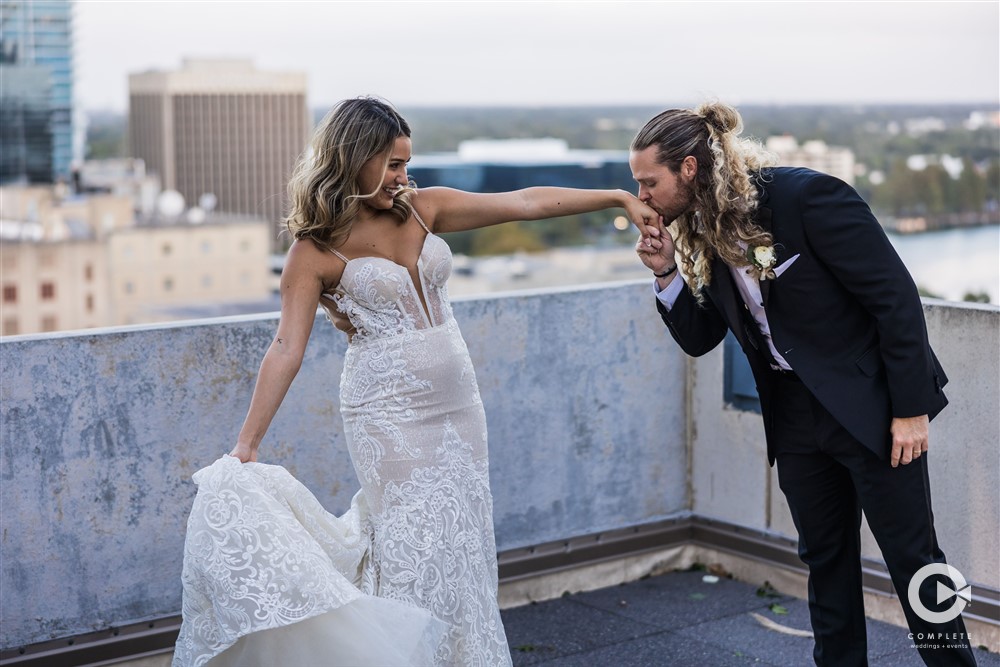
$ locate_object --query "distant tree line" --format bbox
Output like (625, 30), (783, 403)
(401, 105), (1000, 231)
(85, 104), (999, 254)
(440, 211), (626, 257)
(867, 157), (999, 218)
(84, 110), (127, 159)
(88, 103), (1000, 169)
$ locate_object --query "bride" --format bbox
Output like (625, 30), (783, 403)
(173, 97), (658, 667)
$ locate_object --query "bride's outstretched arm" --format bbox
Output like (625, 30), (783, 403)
(230, 240), (328, 462)
(415, 187), (659, 236)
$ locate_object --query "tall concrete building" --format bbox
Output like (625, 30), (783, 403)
(0, 0), (75, 184)
(128, 59), (310, 245)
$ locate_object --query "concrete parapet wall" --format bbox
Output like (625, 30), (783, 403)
(3, 286), (996, 650)
(0, 281), (687, 648)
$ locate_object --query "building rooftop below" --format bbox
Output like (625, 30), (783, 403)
(501, 569), (1000, 666)
(412, 138), (628, 167)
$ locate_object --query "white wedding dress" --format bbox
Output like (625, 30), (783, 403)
(173, 213), (512, 667)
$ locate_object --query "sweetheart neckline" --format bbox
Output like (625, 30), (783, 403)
(339, 232), (437, 275)
(322, 233), (449, 330)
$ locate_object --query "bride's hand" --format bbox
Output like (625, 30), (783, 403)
(321, 302), (356, 339)
(621, 193), (661, 244)
(229, 441), (258, 463)
(635, 216), (675, 273)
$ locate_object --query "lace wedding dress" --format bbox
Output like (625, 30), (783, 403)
(173, 213), (512, 667)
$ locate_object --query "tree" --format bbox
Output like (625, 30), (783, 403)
(955, 158), (986, 213)
(985, 159), (1000, 207)
(468, 222), (546, 256)
(962, 291), (991, 304)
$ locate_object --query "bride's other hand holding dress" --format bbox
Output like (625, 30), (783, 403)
(226, 443), (256, 463)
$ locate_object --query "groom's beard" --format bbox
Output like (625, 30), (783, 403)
(657, 179), (697, 225)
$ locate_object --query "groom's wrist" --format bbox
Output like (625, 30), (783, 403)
(653, 266), (679, 293)
(653, 264), (677, 279)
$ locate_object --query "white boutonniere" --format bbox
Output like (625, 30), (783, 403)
(746, 244), (778, 280)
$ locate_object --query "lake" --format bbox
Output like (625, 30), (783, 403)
(447, 225), (1000, 306)
(887, 225), (999, 303)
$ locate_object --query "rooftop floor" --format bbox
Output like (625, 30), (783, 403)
(500, 569), (1000, 667)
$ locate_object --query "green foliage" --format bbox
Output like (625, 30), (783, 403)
(468, 221), (546, 256)
(386, 104), (1000, 168)
(391, 104), (1000, 222)
(962, 291), (991, 303)
(871, 158), (996, 217)
(985, 161), (1000, 203)
(97, 104), (1000, 172)
(85, 112), (126, 159)
(956, 158), (988, 212)
(755, 582), (782, 599)
(87, 105), (997, 250)
(441, 212), (628, 256)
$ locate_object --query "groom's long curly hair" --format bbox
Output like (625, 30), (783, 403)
(631, 101), (777, 299)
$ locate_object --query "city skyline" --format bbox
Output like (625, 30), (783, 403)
(2, 0), (75, 183)
(76, 1), (999, 112)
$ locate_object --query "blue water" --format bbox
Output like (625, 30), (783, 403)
(887, 225), (999, 303)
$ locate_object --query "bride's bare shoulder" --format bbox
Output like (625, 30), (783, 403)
(410, 187), (450, 231)
(284, 238), (344, 284)
(286, 237), (329, 263)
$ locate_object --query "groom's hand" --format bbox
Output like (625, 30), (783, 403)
(890, 414), (929, 467)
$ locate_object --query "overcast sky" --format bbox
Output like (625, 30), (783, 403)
(76, 1), (999, 112)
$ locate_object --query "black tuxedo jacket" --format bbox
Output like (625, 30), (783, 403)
(657, 167), (948, 464)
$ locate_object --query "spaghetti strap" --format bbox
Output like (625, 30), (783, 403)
(330, 247), (350, 263)
(412, 208), (431, 234)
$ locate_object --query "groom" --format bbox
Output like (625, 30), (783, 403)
(632, 102), (976, 666)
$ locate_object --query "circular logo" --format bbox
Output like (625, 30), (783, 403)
(907, 563), (971, 624)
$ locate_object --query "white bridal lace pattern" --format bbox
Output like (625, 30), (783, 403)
(175, 224), (511, 667)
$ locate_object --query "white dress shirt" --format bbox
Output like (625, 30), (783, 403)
(654, 265), (794, 371)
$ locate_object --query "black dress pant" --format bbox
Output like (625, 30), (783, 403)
(770, 371), (977, 667)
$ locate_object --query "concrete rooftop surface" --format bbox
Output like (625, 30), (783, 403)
(500, 569), (1000, 667)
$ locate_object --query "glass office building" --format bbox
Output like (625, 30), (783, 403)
(0, 0), (74, 184)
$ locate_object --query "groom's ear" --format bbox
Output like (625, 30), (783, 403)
(680, 155), (698, 182)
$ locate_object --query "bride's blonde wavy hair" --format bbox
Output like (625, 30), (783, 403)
(285, 97), (415, 251)
(631, 101), (777, 298)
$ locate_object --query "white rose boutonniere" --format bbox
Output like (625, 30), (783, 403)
(746, 244), (778, 280)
